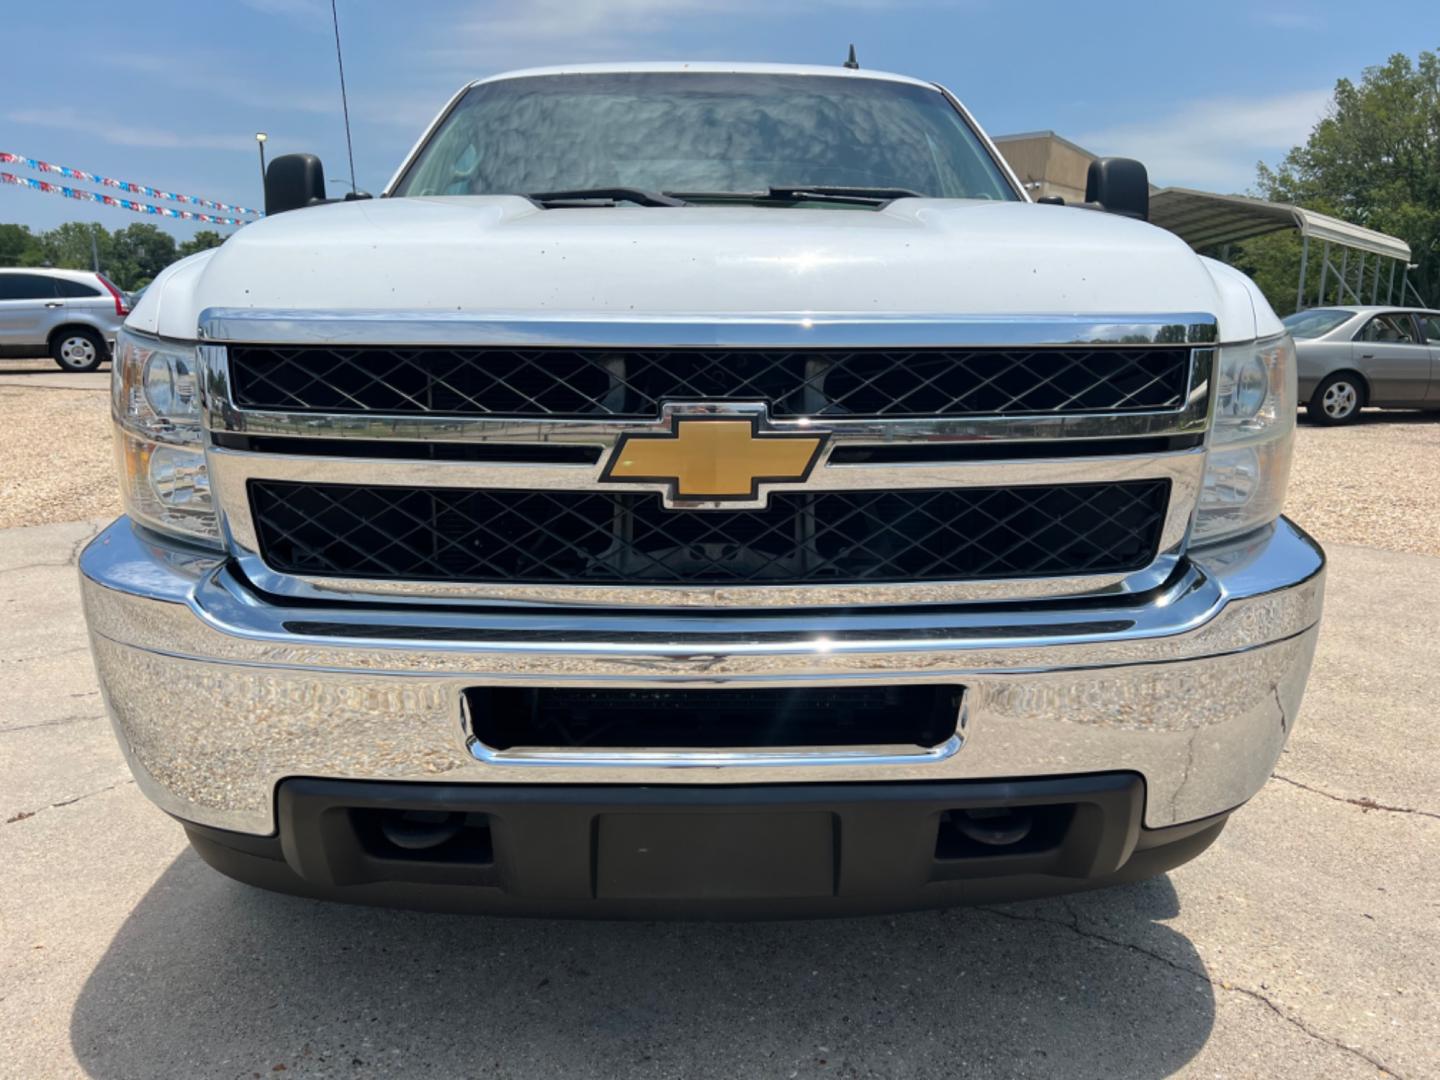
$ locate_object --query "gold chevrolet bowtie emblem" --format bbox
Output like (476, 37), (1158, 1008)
(603, 414), (825, 506)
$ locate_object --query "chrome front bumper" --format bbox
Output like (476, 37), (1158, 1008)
(80, 517), (1324, 836)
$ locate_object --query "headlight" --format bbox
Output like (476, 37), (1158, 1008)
(112, 328), (220, 545)
(1191, 333), (1296, 545)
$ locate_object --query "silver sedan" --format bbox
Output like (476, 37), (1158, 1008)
(1286, 306), (1440, 425)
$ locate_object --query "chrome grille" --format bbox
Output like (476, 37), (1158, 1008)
(248, 480), (1171, 586)
(227, 344), (1193, 418)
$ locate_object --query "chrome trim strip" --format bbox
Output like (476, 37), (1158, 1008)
(467, 734), (966, 769)
(198, 309), (1219, 347)
(213, 401), (1213, 445)
(84, 517), (1324, 678)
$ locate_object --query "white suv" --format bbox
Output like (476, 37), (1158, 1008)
(0, 267), (129, 372)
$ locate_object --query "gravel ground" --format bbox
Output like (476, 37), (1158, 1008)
(0, 359), (119, 530)
(1287, 410), (1440, 557)
(1, 355), (1437, 556)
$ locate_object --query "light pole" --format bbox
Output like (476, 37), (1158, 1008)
(255, 132), (268, 197)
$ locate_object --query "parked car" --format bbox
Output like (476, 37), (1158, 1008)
(0, 267), (128, 372)
(1285, 305), (1440, 424)
(80, 62), (1323, 917)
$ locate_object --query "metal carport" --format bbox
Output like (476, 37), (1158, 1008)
(1148, 188), (1418, 310)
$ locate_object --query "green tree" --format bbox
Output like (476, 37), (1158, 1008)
(110, 223), (178, 290)
(0, 223), (42, 265)
(35, 221), (114, 275)
(178, 230), (226, 259)
(1237, 49), (1440, 313)
(2, 219), (230, 288)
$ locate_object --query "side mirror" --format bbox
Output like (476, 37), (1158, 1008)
(264, 153), (327, 215)
(1085, 157), (1149, 221)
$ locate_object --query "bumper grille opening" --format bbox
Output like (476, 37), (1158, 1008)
(248, 479), (1171, 587)
(465, 685), (963, 751)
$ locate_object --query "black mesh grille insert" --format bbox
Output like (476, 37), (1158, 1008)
(248, 479), (1170, 586)
(467, 685), (964, 750)
(228, 345), (1192, 418)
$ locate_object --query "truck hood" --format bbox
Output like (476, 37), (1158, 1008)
(133, 196), (1268, 341)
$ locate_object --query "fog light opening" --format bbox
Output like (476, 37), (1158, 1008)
(952, 807), (1033, 847)
(351, 808), (495, 866)
(935, 803), (1074, 861)
(378, 809), (467, 851)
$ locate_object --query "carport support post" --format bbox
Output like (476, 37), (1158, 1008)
(1387, 260), (1397, 303)
(1338, 249), (1348, 304)
(1372, 257), (1382, 304)
(1318, 242), (1330, 305)
(1296, 234), (1310, 312)
(1356, 253), (1366, 303)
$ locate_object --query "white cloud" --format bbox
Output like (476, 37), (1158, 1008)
(469, 0), (715, 41)
(7, 107), (253, 152)
(238, 0), (328, 17)
(103, 54), (337, 117)
(99, 52), (439, 136)
(1252, 9), (1326, 31)
(1074, 88), (1331, 193)
(439, 0), (942, 67)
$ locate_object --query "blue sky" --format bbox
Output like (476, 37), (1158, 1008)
(2, 0), (1432, 239)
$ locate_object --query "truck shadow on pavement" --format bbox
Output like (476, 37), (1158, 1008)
(69, 848), (1215, 1078)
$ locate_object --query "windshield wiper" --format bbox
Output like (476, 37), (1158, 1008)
(669, 186), (925, 206)
(527, 188), (688, 208)
(767, 186), (925, 204)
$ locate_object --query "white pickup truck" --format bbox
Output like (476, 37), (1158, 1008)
(82, 62), (1323, 917)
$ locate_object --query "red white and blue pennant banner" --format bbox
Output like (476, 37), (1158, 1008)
(1, 172), (251, 227)
(1, 151), (262, 219)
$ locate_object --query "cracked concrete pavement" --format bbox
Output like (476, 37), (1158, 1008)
(1, 517), (1435, 1078)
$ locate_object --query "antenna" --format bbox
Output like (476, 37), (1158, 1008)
(844, 44), (859, 70)
(329, 0), (358, 195)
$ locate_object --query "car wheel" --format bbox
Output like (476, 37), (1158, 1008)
(51, 328), (107, 373)
(1307, 373), (1363, 426)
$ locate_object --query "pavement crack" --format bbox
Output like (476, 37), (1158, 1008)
(976, 905), (1405, 1078)
(0, 559), (77, 577)
(0, 521), (103, 577)
(0, 645), (90, 666)
(1, 711), (105, 734)
(67, 520), (103, 566)
(1271, 773), (1440, 820)
(979, 904), (1206, 979)
(4, 779), (134, 823)
(0, 382), (108, 395)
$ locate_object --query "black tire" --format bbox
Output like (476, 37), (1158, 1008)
(50, 327), (107, 373)
(1307, 372), (1364, 426)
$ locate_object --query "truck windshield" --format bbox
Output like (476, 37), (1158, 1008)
(392, 72), (1018, 203)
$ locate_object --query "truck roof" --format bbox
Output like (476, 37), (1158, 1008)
(467, 61), (939, 91)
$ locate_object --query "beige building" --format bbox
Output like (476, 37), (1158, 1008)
(991, 130), (1096, 203)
